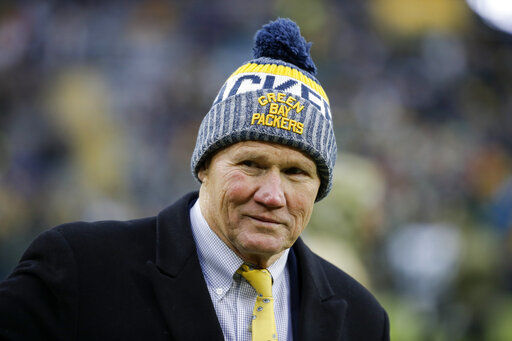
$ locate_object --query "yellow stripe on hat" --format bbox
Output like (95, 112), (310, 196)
(229, 62), (329, 104)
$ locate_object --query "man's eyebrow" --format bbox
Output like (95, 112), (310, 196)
(230, 146), (264, 155)
(232, 150), (269, 161)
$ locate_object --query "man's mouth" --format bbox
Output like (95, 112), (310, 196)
(247, 215), (283, 225)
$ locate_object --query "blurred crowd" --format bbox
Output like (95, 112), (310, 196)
(1, 0), (511, 339)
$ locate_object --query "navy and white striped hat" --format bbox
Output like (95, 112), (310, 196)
(191, 18), (337, 201)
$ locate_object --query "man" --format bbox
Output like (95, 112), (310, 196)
(0, 18), (389, 340)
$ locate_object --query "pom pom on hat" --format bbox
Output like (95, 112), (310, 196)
(253, 18), (317, 75)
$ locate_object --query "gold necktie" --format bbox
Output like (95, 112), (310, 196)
(238, 264), (278, 341)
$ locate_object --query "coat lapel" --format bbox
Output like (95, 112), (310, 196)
(293, 238), (347, 341)
(146, 192), (224, 340)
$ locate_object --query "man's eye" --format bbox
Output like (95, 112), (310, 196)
(241, 160), (257, 168)
(285, 167), (306, 175)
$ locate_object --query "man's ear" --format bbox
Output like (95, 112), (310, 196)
(198, 168), (206, 182)
(197, 159), (210, 182)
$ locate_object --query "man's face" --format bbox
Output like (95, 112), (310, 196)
(198, 141), (320, 266)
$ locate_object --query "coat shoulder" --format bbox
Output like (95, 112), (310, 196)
(48, 215), (158, 264)
(313, 252), (390, 339)
(294, 238), (390, 340)
(316, 254), (383, 308)
(295, 239), (385, 314)
(53, 215), (157, 242)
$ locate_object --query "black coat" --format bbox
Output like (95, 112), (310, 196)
(0, 192), (389, 340)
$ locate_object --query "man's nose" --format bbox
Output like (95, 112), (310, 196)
(253, 169), (286, 208)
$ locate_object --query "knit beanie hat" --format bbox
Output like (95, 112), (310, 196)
(191, 18), (337, 201)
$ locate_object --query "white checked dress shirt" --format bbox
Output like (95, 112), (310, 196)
(189, 199), (292, 341)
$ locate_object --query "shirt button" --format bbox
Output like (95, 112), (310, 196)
(215, 288), (223, 295)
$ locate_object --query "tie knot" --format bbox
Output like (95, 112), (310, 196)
(238, 264), (273, 297)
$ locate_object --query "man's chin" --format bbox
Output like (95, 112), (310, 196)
(237, 236), (287, 259)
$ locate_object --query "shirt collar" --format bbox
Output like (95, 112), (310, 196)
(189, 199), (289, 292)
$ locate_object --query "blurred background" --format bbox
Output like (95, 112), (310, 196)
(1, 0), (511, 339)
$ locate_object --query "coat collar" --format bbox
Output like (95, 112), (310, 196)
(293, 238), (347, 341)
(146, 191), (224, 340)
(154, 191), (199, 277)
